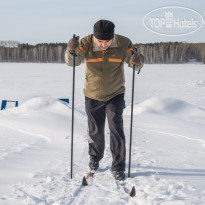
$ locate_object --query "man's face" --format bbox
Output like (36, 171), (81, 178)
(95, 38), (113, 51)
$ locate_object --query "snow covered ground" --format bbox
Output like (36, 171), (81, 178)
(0, 63), (205, 205)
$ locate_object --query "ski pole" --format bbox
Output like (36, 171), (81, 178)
(71, 34), (76, 179)
(128, 63), (141, 178)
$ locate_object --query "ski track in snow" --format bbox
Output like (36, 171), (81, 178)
(1, 113), (204, 205)
(0, 123), (52, 143)
(9, 134), (89, 205)
(137, 127), (205, 147)
(1, 109), (205, 204)
(13, 131), (203, 205)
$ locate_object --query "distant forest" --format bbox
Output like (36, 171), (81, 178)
(0, 42), (204, 64)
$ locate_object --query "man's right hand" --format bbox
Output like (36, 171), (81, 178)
(129, 50), (141, 65)
(67, 36), (80, 51)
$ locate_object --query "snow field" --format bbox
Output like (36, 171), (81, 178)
(0, 63), (205, 204)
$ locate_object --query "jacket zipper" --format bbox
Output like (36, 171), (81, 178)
(102, 50), (105, 97)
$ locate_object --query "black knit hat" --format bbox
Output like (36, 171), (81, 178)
(94, 20), (115, 40)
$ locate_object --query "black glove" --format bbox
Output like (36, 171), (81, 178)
(67, 36), (80, 51)
(130, 50), (141, 65)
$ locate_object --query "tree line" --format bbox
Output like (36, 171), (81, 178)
(137, 42), (205, 64)
(0, 42), (204, 63)
(0, 43), (67, 63)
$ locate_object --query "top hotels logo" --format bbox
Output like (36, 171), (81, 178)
(143, 6), (204, 36)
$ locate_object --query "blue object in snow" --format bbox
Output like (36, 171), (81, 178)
(1, 100), (19, 110)
(59, 98), (69, 104)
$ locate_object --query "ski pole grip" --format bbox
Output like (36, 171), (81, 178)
(132, 47), (141, 75)
(72, 34), (76, 53)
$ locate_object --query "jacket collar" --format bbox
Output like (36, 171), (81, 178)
(92, 35), (118, 52)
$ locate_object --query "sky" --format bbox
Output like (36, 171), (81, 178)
(0, 0), (204, 45)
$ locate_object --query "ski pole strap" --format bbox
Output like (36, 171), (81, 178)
(137, 66), (141, 74)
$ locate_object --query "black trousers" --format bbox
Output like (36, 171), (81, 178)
(85, 94), (126, 171)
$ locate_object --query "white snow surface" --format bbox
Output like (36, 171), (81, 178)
(0, 63), (205, 205)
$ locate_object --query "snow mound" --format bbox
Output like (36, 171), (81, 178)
(187, 80), (205, 88)
(125, 98), (205, 118)
(0, 97), (87, 140)
(22, 97), (68, 110)
(7, 97), (70, 115)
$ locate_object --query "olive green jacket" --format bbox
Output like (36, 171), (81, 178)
(65, 34), (144, 101)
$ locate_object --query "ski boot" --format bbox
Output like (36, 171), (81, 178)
(112, 170), (125, 181)
(89, 161), (99, 171)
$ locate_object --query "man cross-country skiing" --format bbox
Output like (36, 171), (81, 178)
(65, 19), (144, 181)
